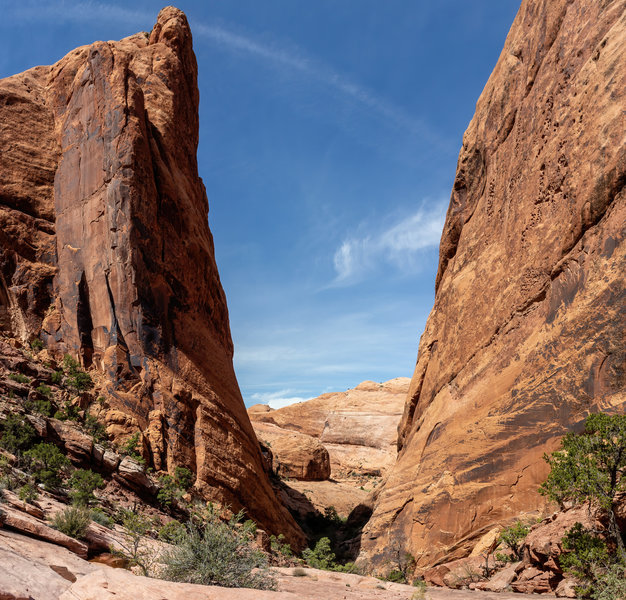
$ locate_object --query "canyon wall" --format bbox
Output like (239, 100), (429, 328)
(0, 7), (303, 546)
(360, 0), (626, 570)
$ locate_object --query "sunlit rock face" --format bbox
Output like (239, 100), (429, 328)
(0, 7), (304, 548)
(360, 0), (626, 571)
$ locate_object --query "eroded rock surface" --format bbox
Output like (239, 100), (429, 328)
(0, 8), (302, 545)
(250, 378), (409, 479)
(361, 0), (626, 571)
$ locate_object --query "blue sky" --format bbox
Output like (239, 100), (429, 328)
(1, 1), (520, 408)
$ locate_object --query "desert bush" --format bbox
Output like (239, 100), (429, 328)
(497, 520), (529, 561)
(35, 384), (52, 397)
(18, 482), (39, 503)
(62, 354), (93, 391)
(292, 567), (307, 577)
(540, 413), (626, 560)
(8, 373), (30, 384)
(303, 536), (336, 570)
(24, 442), (70, 489)
(51, 370), (63, 385)
(160, 508), (275, 590)
(270, 533), (293, 557)
(0, 414), (36, 454)
(114, 508), (155, 576)
(90, 507), (113, 529)
(158, 519), (186, 543)
(30, 339), (44, 351)
(174, 466), (194, 490)
(119, 432), (144, 463)
(52, 506), (91, 539)
(157, 474), (180, 507)
(68, 469), (104, 506)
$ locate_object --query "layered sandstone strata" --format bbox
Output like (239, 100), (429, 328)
(0, 7), (302, 545)
(360, 0), (626, 571)
(250, 378), (409, 479)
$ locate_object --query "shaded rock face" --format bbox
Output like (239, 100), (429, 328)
(0, 7), (302, 546)
(361, 0), (626, 570)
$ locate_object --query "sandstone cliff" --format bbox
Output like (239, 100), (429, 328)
(250, 378), (409, 479)
(0, 7), (303, 545)
(249, 378), (408, 520)
(360, 0), (626, 571)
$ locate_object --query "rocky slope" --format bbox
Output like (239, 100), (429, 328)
(0, 7), (302, 545)
(360, 0), (626, 571)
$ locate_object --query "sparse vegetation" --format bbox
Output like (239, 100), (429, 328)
(68, 469), (104, 506)
(540, 413), (626, 559)
(158, 519), (186, 543)
(62, 354), (93, 391)
(270, 533), (293, 557)
(174, 466), (194, 490)
(30, 339), (44, 351)
(540, 413), (626, 598)
(52, 506), (91, 539)
(18, 482), (39, 504)
(120, 432), (144, 463)
(51, 370), (63, 385)
(8, 373), (30, 384)
(0, 414), (36, 454)
(90, 507), (113, 529)
(114, 508), (156, 576)
(303, 536), (336, 570)
(160, 507), (275, 590)
(24, 442), (70, 489)
(496, 520), (529, 562)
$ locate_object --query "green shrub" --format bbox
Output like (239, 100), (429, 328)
(84, 414), (106, 442)
(157, 474), (180, 507)
(174, 466), (194, 490)
(62, 354), (93, 391)
(18, 482), (39, 504)
(24, 442), (70, 489)
(30, 339), (44, 351)
(54, 402), (80, 422)
(593, 563), (626, 600)
(303, 537), (336, 570)
(51, 371), (63, 385)
(158, 519), (186, 543)
(0, 414), (36, 453)
(68, 469), (104, 506)
(385, 569), (407, 583)
(90, 507), (113, 529)
(52, 506), (91, 539)
(27, 399), (53, 417)
(497, 520), (529, 561)
(160, 509), (275, 590)
(36, 384), (52, 397)
(120, 432), (144, 463)
(8, 373), (30, 384)
(270, 533), (293, 557)
(114, 509), (156, 576)
(540, 413), (626, 559)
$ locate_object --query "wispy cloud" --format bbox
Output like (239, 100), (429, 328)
(8, 1), (150, 27)
(332, 201), (447, 285)
(195, 23), (430, 139)
(248, 390), (310, 410)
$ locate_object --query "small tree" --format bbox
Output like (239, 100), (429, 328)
(303, 537), (336, 570)
(539, 413), (626, 560)
(25, 442), (70, 489)
(114, 508), (155, 576)
(0, 414), (36, 454)
(497, 520), (529, 561)
(68, 469), (104, 506)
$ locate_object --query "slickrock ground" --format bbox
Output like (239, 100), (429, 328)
(0, 8), (302, 545)
(0, 527), (551, 600)
(360, 0), (626, 573)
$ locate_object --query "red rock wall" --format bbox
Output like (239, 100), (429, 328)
(0, 8), (303, 546)
(361, 0), (626, 570)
